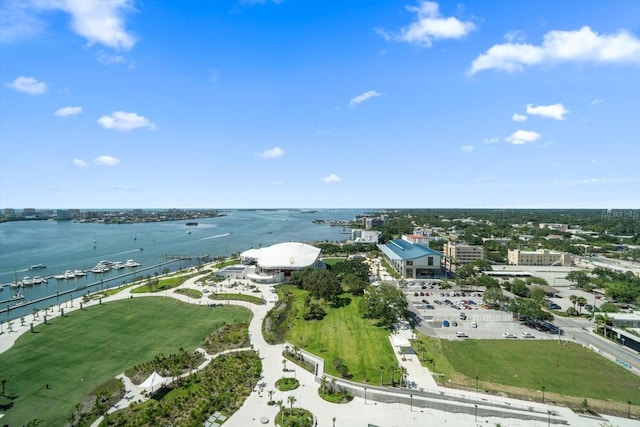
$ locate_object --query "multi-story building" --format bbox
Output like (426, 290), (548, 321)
(443, 242), (484, 272)
(402, 234), (429, 245)
(539, 223), (569, 232)
(350, 229), (380, 245)
(507, 249), (572, 266)
(378, 239), (443, 279)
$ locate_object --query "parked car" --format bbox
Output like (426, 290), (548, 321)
(521, 332), (535, 338)
(471, 321), (477, 328)
(452, 320), (458, 327)
(443, 320), (450, 327)
(459, 313), (467, 320)
(422, 299), (429, 304)
(455, 331), (468, 338)
(414, 292), (419, 297)
(425, 304), (435, 309)
(503, 332), (517, 338)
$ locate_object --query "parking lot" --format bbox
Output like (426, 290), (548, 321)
(403, 281), (562, 341)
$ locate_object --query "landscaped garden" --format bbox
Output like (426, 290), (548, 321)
(0, 297), (252, 426)
(208, 293), (265, 305)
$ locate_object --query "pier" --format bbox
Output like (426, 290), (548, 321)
(0, 259), (181, 317)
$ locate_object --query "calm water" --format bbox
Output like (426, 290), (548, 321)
(0, 209), (366, 320)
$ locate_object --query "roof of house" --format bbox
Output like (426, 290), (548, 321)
(378, 239), (442, 261)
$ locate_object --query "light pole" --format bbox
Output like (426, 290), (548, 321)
(475, 404), (478, 421)
(410, 394), (413, 412)
(628, 400), (632, 418)
(364, 387), (367, 405)
(475, 375), (479, 392)
(547, 410), (551, 427)
(542, 385), (546, 403)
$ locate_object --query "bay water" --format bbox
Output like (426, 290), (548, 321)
(0, 209), (366, 321)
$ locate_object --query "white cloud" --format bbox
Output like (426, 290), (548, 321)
(469, 26), (640, 74)
(54, 106), (82, 117)
(36, 0), (136, 50)
(505, 130), (542, 145)
(7, 76), (47, 95)
(504, 30), (526, 43)
(97, 51), (127, 65)
(512, 113), (527, 122)
(590, 98), (604, 105)
(349, 90), (381, 107)
(0, 0), (44, 42)
(259, 147), (284, 159)
(322, 173), (342, 184)
(93, 155), (120, 166)
(379, 1), (475, 47)
(461, 145), (473, 152)
(526, 103), (569, 120)
(483, 137), (500, 144)
(72, 158), (86, 167)
(97, 111), (157, 131)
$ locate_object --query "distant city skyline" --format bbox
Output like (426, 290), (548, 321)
(1, 0), (639, 209)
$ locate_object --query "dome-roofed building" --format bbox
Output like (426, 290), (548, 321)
(240, 242), (323, 283)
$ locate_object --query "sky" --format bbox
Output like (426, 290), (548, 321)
(1, 0), (639, 209)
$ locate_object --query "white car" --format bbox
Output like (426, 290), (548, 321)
(521, 332), (535, 338)
(471, 321), (477, 328)
(503, 332), (517, 338)
(455, 331), (468, 338)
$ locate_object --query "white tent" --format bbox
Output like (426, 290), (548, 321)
(391, 334), (411, 348)
(139, 371), (166, 391)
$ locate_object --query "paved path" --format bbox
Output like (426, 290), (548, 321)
(2, 270), (638, 427)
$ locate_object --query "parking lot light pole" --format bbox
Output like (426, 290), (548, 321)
(410, 394), (413, 412)
(628, 400), (632, 418)
(364, 387), (367, 405)
(542, 385), (546, 403)
(475, 404), (478, 421)
(475, 376), (479, 392)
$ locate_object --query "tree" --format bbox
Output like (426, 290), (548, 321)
(379, 365), (385, 386)
(509, 279), (529, 297)
(320, 375), (328, 394)
(577, 297), (587, 314)
(287, 394), (296, 411)
(475, 275), (500, 289)
(482, 287), (507, 309)
(529, 287), (546, 304)
(358, 283), (408, 328)
(267, 389), (274, 404)
(569, 294), (578, 310)
(566, 271), (591, 289)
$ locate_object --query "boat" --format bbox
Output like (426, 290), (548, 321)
(185, 222), (198, 226)
(74, 269), (87, 277)
(21, 276), (33, 286)
(64, 270), (76, 279)
(91, 265), (107, 273)
(29, 264), (47, 270)
(32, 276), (43, 284)
(124, 259), (141, 268)
(54, 272), (66, 280)
(186, 231), (192, 234)
(111, 262), (125, 270)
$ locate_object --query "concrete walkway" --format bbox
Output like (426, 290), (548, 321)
(2, 269), (637, 427)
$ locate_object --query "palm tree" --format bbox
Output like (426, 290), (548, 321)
(330, 377), (337, 393)
(390, 364), (396, 386)
(577, 297), (587, 314)
(320, 375), (328, 394)
(595, 313), (613, 338)
(400, 366), (408, 388)
(267, 389), (274, 404)
(569, 294), (578, 309)
(282, 359), (287, 372)
(287, 394), (296, 411)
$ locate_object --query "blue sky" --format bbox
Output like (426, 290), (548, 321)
(1, 0), (639, 209)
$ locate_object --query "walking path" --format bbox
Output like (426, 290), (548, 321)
(1, 270), (637, 427)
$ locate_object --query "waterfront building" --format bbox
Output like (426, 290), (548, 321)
(240, 242), (323, 283)
(350, 229), (380, 244)
(507, 249), (572, 266)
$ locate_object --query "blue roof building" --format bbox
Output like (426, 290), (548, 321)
(378, 239), (444, 279)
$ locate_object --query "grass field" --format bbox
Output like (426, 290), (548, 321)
(284, 286), (397, 383)
(0, 297), (252, 426)
(322, 257), (347, 266)
(208, 293), (265, 305)
(412, 333), (640, 414)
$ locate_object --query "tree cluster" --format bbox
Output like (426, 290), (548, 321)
(358, 283), (408, 328)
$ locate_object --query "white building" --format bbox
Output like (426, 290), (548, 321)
(507, 249), (572, 266)
(240, 242), (323, 283)
(443, 242), (484, 272)
(350, 229), (380, 245)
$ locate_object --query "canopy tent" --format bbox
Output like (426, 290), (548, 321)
(391, 334), (411, 348)
(139, 371), (167, 391)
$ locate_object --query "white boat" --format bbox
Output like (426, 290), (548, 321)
(29, 264), (47, 270)
(74, 269), (87, 277)
(64, 270), (76, 279)
(125, 259), (141, 268)
(32, 276), (43, 284)
(111, 262), (125, 270)
(54, 273), (66, 280)
(21, 276), (33, 286)
(91, 266), (107, 273)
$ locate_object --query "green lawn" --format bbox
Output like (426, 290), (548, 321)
(208, 293), (265, 305)
(284, 286), (397, 383)
(0, 297), (252, 426)
(322, 257), (347, 266)
(440, 339), (640, 404)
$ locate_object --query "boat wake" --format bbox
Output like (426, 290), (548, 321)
(106, 248), (144, 257)
(199, 233), (231, 241)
